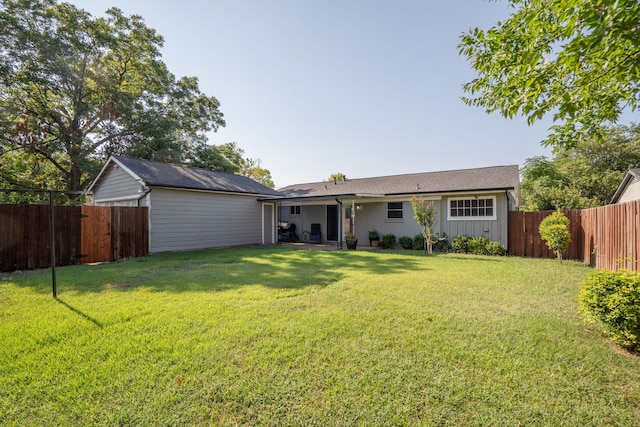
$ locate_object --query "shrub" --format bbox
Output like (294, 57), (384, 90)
(579, 269), (640, 351)
(468, 236), (490, 255)
(433, 232), (449, 252)
(381, 233), (396, 249)
(412, 234), (425, 250)
(485, 241), (507, 256)
(452, 235), (470, 253)
(398, 236), (413, 249)
(539, 210), (571, 263)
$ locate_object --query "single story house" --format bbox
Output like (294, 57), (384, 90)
(268, 165), (520, 249)
(89, 156), (520, 252)
(88, 156), (280, 253)
(610, 169), (640, 204)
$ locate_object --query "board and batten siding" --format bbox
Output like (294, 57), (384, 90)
(442, 192), (509, 247)
(149, 188), (263, 253)
(93, 165), (145, 206)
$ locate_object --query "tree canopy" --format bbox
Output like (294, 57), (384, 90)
(0, 0), (227, 194)
(327, 173), (347, 182)
(216, 142), (275, 189)
(459, 0), (640, 149)
(520, 124), (640, 210)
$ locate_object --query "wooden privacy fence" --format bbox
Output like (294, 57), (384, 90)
(0, 204), (148, 272)
(509, 200), (640, 271)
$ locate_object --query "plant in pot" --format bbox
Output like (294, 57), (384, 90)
(368, 229), (380, 247)
(345, 232), (358, 250)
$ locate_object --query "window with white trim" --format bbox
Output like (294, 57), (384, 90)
(387, 202), (403, 219)
(289, 205), (301, 216)
(448, 197), (496, 220)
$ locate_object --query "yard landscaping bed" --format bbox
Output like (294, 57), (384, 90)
(1, 248), (639, 425)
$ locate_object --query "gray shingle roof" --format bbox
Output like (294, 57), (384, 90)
(277, 165), (520, 198)
(113, 156), (280, 196)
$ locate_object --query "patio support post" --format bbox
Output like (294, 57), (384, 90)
(351, 200), (356, 235)
(49, 190), (57, 298)
(335, 198), (343, 250)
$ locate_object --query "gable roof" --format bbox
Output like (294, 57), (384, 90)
(275, 165), (520, 199)
(90, 156), (280, 196)
(610, 168), (640, 203)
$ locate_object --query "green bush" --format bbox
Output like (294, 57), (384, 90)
(452, 235), (470, 253)
(433, 232), (449, 252)
(539, 210), (571, 262)
(451, 234), (506, 256)
(579, 269), (640, 351)
(398, 236), (413, 249)
(381, 233), (396, 249)
(412, 234), (425, 250)
(468, 236), (490, 255)
(485, 241), (507, 256)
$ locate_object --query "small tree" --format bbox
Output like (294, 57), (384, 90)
(410, 196), (436, 255)
(539, 210), (572, 263)
(327, 172), (347, 182)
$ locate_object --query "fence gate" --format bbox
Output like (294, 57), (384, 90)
(80, 205), (112, 264)
(0, 204), (148, 272)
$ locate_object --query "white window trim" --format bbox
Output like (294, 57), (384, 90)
(447, 196), (497, 221)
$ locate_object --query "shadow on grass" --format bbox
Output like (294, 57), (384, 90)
(56, 298), (104, 328)
(6, 246), (432, 295)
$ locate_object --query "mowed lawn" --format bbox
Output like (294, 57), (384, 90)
(1, 247), (640, 426)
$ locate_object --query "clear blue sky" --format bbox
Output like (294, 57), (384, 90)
(72, 0), (554, 188)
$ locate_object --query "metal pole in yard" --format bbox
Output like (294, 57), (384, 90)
(49, 190), (57, 298)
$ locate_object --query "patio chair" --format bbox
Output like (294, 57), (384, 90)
(309, 223), (322, 243)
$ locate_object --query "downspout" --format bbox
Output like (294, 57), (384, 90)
(137, 187), (151, 206)
(335, 198), (343, 250)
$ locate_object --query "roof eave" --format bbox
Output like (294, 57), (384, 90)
(610, 170), (639, 203)
(148, 184), (278, 197)
(259, 187), (516, 202)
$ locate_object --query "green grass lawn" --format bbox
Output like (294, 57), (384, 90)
(1, 247), (639, 426)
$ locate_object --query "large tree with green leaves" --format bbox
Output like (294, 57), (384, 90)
(0, 0), (225, 193)
(459, 0), (640, 149)
(554, 124), (640, 204)
(521, 124), (640, 210)
(216, 142), (275, 189)
(520, 155), (596, 211)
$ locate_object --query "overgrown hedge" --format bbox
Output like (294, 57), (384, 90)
(579, 269), (640, 351)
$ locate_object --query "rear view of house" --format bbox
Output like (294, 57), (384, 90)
(271, 165), (520, 249)
(88, 156), (280, 253)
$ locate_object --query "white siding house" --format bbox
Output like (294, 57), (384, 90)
(88, 156), (279, 253)
(89, 157), (521, 253)
(270, 165), (520, 249)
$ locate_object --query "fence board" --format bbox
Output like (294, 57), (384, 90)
(0, 204), (148, 272)
(510, 201), (640, 271)
(508, 209), (582, 260)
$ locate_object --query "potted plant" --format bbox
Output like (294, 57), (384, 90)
(345, 232), (358, 250)
(368, 229), (380, 247)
